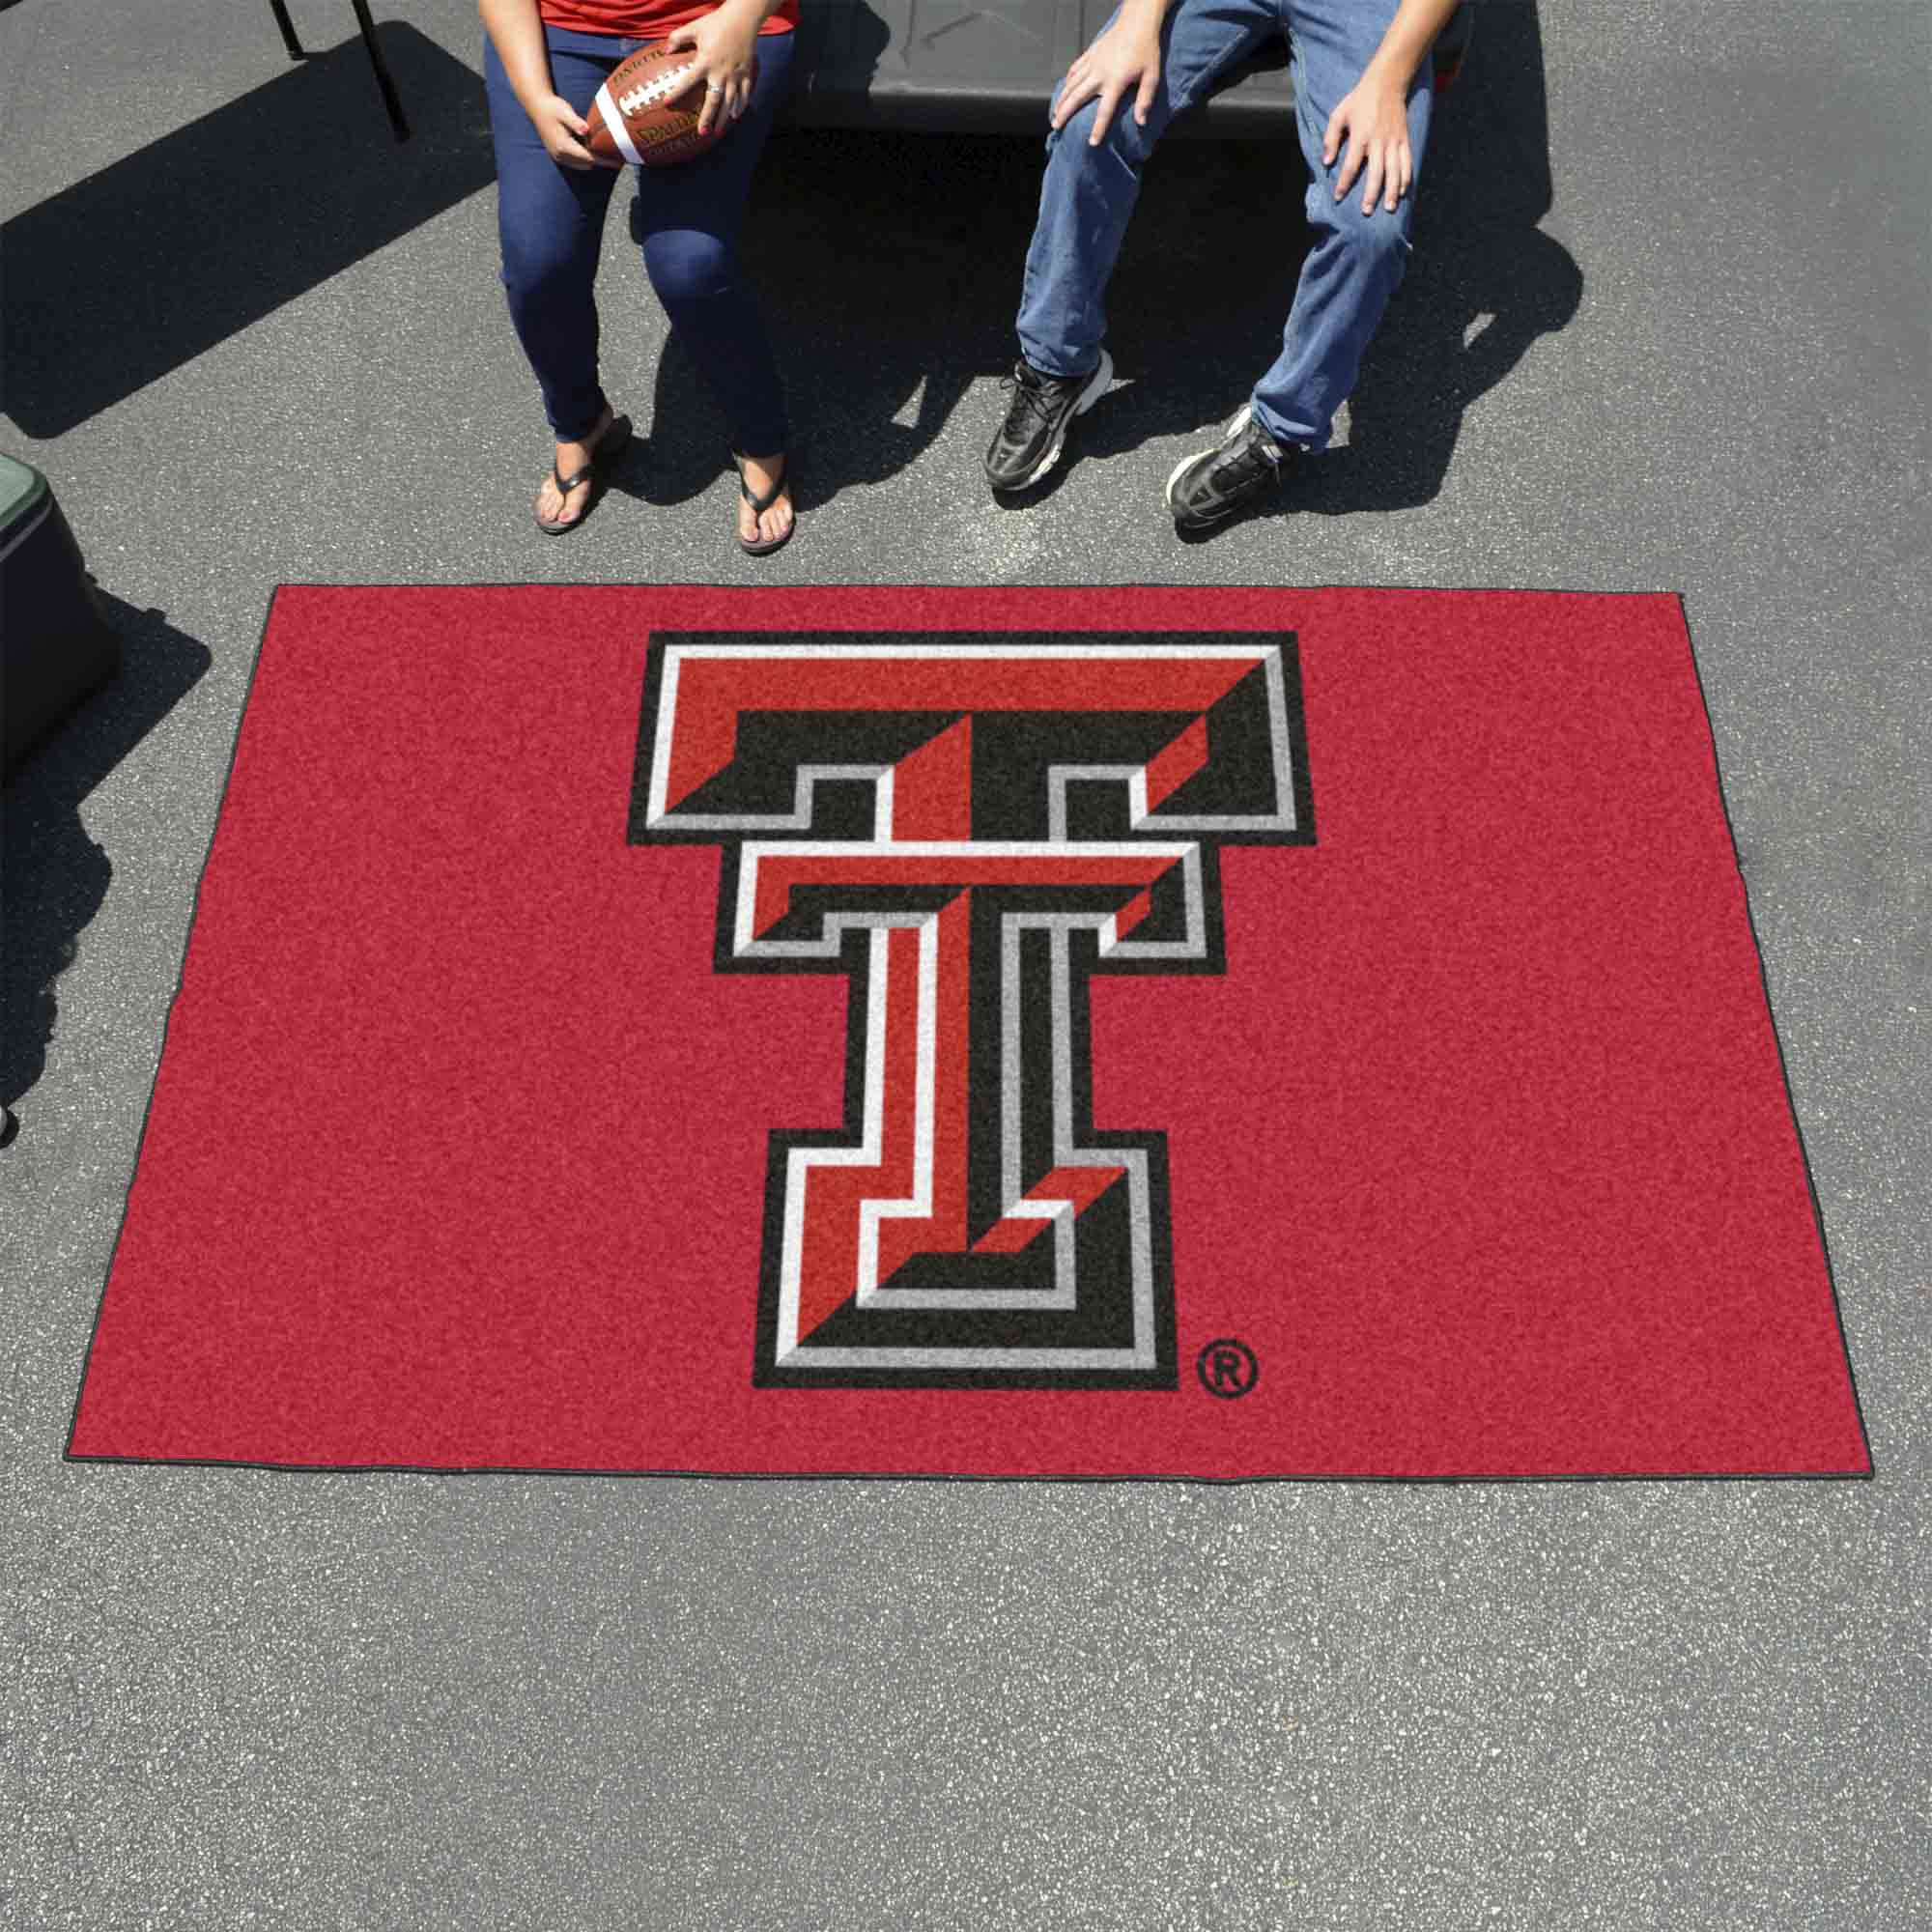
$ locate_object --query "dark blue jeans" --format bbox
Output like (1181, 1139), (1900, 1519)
(483, 25), (794, 452)
(1018, 0), (1436, 452)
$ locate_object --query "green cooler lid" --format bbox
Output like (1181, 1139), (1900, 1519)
(0, 452), (48, 537)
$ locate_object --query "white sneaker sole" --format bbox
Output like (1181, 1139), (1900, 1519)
(1003, 348), (1116, 492)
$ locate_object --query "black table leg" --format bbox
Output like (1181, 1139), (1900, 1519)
(269, 0), (304, 60)
(349, 0), (411, 143)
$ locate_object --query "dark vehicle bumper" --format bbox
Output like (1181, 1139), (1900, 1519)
(779, 0), (1470, 136)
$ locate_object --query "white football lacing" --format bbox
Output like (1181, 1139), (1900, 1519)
(616, 63), (699, 118)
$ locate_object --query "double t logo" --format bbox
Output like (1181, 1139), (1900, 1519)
(630, 633), (1313, 1389)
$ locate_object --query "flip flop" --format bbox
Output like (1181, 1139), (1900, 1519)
(731, 449), (795, 557)
(535, 412), (633, 535)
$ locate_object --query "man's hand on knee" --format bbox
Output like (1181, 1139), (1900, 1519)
(1326, 0), (1462, 213)
(1052, 2), (1174, 146)
(1322, 76), (1414, 215)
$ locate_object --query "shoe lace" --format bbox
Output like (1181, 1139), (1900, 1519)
(1220, 420), (1283, 486)
(999, 364), (1060, 433)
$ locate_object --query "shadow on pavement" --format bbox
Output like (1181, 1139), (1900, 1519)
(622, 0), (1576, 520)
(1, 22), (495, 440)
(1, 594), (212, 1115)
(626, 125), (1036, 512)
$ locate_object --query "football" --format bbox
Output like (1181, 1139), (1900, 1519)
(582, 43), (751, 170)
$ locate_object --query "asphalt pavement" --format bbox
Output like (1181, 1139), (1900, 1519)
(3, 2), (1927, 1926)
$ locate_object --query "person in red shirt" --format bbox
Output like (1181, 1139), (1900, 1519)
(481, 0), (800, 554)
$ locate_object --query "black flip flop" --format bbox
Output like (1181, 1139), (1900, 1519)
(535, 412), (633, 535)
(731, 449), (795, 557)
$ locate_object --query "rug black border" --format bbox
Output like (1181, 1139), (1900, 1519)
(59, 583), (1876, 1487)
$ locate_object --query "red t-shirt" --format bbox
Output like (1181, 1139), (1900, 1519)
(541, 0), (798, 38)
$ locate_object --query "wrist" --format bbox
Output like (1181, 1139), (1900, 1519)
(1360, 50), (1413, 95)
(1115, 0), (1169, 40)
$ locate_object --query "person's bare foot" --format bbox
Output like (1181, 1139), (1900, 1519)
(735, 450), (793, 550)
(535, 405), (617, 530)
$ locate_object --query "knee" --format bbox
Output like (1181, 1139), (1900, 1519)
(643, 230), (736, 310)
(1046, 97), (1152, 172)
(1322, 196), (1415, 279)
(497, 225), (587, 311)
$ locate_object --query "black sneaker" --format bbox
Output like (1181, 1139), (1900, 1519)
(984, 348), (1114, 494)
(1164, 405), (1295, 530)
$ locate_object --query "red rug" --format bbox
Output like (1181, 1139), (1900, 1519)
(68, 586), (1869, 1480)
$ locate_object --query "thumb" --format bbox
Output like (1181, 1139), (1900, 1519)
(1322, 102), (1345, 164)
(666, 22), (696, 46)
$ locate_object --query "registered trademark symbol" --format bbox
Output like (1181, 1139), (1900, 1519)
(1195, 1338), (1259, 1400)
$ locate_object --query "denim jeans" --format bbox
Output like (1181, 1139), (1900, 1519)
(1015, 0), (1437, 451)
(483, 25), (794, 452)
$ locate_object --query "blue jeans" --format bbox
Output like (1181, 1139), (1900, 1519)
(1016, 0), (1437, 451)
(483, 26), (794, 452)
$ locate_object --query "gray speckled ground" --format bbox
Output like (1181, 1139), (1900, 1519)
(3, 1), (1927, 1926)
